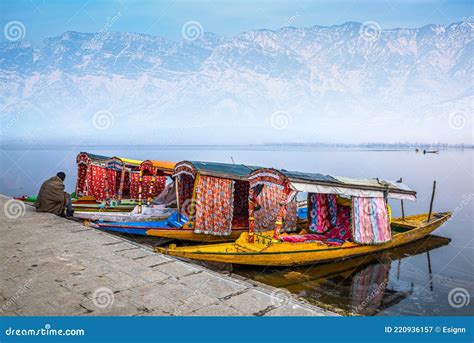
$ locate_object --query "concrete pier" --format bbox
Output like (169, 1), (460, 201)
(0, 196), (335, 316)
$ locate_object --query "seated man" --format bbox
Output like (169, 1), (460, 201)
(35, 172), (72, 216)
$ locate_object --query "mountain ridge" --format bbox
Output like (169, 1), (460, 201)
(1, 21), (472, 144)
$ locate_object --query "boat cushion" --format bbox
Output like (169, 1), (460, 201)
(279, 234), (344, 245)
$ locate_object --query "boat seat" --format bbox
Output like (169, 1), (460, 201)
(279, 233), (344, 246)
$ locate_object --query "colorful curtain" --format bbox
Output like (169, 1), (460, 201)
(142, 175), (166, 199)
(308, 193), (334, 233)
(352, 197), (391, 244)
(233, 180), (249, 219)
(324, 203), (352, 241)
(308, 193), (352, 241)
(105, 169), (118, 199)
(89, 165), (107, 201)
(76, 164), (88, 195)
(178, 174), (195, 212)
(129, 173), (140, 199)
(254, 185), (297, 232)
(193, 176), (234, 236)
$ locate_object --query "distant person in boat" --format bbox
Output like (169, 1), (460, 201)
(35, 172), (73, 217)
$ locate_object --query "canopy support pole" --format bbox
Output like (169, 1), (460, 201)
(399, 177), (405, 221)
(118, 165), (126, 203)
(248, 187), (256, 243)
(138, 170), (143, 214)
(147, 174), (156, 206)
(272, 186), (291, 241)
(175, 176), (180, 221)
(427, 180), (437, 221)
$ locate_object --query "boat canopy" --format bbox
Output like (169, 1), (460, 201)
(173, 161), (260, 181)
(76, 152), (110, 166)
(249, 168), (417, 201)
(140, 160), (176, 176)
(171, 161), (262, 235)
(106, 157), (142, 171)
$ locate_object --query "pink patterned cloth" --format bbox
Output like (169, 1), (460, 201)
(308, 194), (352, 241)
(254, 185), (297, 232)
(193, 176), (234, 236)
(308, 193), (332, 233)
(352, 197), (391, 244)
(325, 203), (352, 241)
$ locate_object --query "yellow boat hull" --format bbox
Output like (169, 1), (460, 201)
(147, 220), (308, 243)
(156, 212), (452, 266)
(147, 228), (247, 242)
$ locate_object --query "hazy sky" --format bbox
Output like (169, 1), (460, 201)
(1, 0), (472, 42)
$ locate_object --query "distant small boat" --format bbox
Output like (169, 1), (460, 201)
(423, 149), (439, 154)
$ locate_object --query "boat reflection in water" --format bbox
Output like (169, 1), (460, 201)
(234, 235), (451, 316)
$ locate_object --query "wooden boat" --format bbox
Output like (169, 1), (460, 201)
(17, 194), (137, 212)
(75, 152), (110, 200)
(157, 167), (450, 266)
(156, 212), (452, 266)
(120, 160), (263, 242)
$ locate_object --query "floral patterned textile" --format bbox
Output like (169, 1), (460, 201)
(193, 176), (234, 236)
(105, 169), (118, 200)
(352, 197), (391, 244)
(233, 180), (249, 218)
(308, 193), (332, 233)
(254, 184), (297, 232)
(129, 173), (166, 201)
(325, 203), (352, 241)
(308, 193), (352, 241)
(328, 194), (338, 226)
(178, 174), (195, 211)
(76, 164), (88, 195)
(129, 173), (140, 199)
(89, 165), (107, 201)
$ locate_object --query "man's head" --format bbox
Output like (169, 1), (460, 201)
(56, 172), (66, 181)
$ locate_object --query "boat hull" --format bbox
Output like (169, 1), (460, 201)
(146, 228), (247, 242)
(156, 212), (452, 266)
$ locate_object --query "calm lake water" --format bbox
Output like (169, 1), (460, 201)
(0, 146), (472, 316)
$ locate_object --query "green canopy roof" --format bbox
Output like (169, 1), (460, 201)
(178, 161), (260, 180)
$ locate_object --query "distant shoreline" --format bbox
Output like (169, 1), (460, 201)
(1, 143), (472, 151)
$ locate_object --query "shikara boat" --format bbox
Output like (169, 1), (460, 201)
(75, 152), (110, 200)
(15, 195), (137, 212)
(157, 212), (451, 266)
(74, 160), (176, 220)
(94, 160), (263, 242)
(157, 167), (452, 266)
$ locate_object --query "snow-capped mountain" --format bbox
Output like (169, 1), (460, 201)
(1, 22), (472, 145)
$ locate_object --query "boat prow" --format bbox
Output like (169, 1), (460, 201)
(156, 212), (452, 267)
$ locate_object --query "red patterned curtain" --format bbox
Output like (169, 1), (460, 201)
(89, 165), (107, 201)
(129, 173), (140, 199)
(105, 169), (118, 199)
(193, 176), (234, 236)
(76, 164), (88, 195)
(232, 180), (249, 226)
(254, 185), (297, 232)
(178, 174), (194, 212)
(141, 175), (167, 199)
